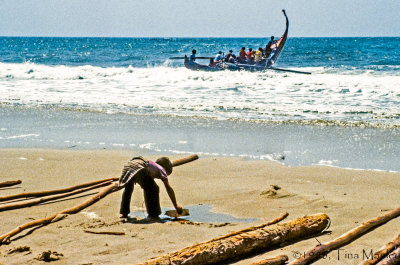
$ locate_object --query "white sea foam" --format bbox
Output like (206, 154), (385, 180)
(1, 62), (399, 127)
(6, 134), (40, 139)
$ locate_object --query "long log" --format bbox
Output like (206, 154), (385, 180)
(0, 180), (22, 188)
(0, 177), (118, 202)
(376, 247), (400, 265)
(289, 206), (400, 265)
(0, 182), (119, 245)
(361, 233), (400, 265)
(0, 180), (115, 212)
(250, 255), (289, 265)
(171, 154), (199, 167)
(140, 213), (330, 265)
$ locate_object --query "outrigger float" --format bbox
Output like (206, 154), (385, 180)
(170, 10), (310, 75)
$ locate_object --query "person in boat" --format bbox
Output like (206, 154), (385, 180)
(215, 51), (223, 62)
(246, 48), (255, 64)
(189, 50), (196, 61)
(209, 58), (217, 67)
(238, 47), (247, 63)
(119, 156), (183, 220)
(264, 36), (275, 58)
(224, 50), (236, 63)
(254, 47), (265, 64)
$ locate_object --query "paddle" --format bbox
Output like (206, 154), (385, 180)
(169, 56), (214, 60)
(270, 67), (312, 75)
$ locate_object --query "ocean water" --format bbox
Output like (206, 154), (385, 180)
(1, 37), (399, 171)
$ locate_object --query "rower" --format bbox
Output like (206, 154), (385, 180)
(264, 36), (275, 58)
(215, 51), (223, 62)
(189, 50), (196, 61)
(246, 48), (255, 64)
(238, 47), (246, 63)
(254, 48), (264, 64)
(224, 50), (236, 63)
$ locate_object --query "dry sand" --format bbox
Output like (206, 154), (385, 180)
(0, 148), (399, 264)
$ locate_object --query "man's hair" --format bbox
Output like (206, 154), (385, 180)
(156, 157), (173, 175)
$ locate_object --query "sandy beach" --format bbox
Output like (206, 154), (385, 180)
(0, 148), (398, 264)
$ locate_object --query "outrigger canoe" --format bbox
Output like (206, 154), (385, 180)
(183, 9), (289, 72)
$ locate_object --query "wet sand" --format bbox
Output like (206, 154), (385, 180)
(0, 148), (399, 264)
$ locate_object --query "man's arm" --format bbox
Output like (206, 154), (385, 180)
(163, 181), (183, 214)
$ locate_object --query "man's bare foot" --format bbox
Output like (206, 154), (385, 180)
(119, 214), (128, 219)
(147, 216), (161, 222)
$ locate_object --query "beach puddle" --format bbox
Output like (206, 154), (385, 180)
(129, 204), (258, 223)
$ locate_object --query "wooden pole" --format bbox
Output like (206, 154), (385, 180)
(289, 206), (400, 265)
(0, 177), (118, 202)
(0, 180), (22, 188)
(376, 247), (400, 265)
(0, 182), (119, 245)
(140, 213), (330, 265)
(250, 255), (289, 265)
(361, 233), (400, 265)
(84, 230), (125, 236)
(171, 154), (199, 167)
(0, 180), (115, 212)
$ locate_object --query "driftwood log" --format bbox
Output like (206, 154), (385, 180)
(289, 206), (400, 265)
(0, 180), (22, 188)
(361, 233), (400, 265)
(171, 154), (198, 167)
(250, 255), (289, 265)
(140, 213), (330, 265)
(0, 182), (119, 245)
(0, 180), (115, 212)
(376, 247), (400, 265)
(84, 230), (125, 236)
(0, 177), (118, 202)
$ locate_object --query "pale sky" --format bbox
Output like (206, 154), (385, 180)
(0, 0), (399, 37)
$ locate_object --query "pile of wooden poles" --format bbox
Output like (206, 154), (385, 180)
(0, 155), (199, 245)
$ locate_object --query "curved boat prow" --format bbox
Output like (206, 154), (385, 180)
(267, 9), (289, 67)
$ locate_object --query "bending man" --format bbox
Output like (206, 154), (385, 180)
(119, 156), (183, 220)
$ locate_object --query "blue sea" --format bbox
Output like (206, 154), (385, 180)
(1, 37), (399, 171)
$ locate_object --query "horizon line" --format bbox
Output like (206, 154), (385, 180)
(1, 35), (400, 39)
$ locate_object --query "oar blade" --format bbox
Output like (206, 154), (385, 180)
(270, 67), (312, 75)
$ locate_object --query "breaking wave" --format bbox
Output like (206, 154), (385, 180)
(1, 62), (399, 128)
